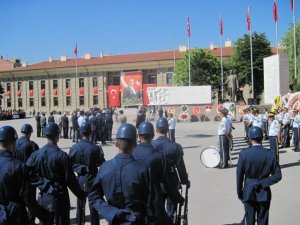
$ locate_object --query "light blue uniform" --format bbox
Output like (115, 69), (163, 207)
(268, 119), (280, 162)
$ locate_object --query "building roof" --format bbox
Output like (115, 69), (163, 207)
(2, 47), (234, 72)
(0, 59), (15, 71)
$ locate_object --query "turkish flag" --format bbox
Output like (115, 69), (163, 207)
(143, 84), (157, 105)
(93, 87), (98, 95)
(5, 91), (11, 97)
(41, 89), (45, 97)
(187, 16), (191, 38)
(291, 0), (294, 11)
(220, 16), (223, 35)
(17, 90), (22, 97)
(29, 90), (34, 97)
(66, 88), (71, 96)
(79, 87), (84, 96)
(74, 44), (78, 56)
(273, 0), (278, 22)
(107, 86), (120, 107)
(247, 7), (251, 31)
(53, 88), (58, 96)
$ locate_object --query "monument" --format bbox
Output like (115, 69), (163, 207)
(223, 70), (239, 102)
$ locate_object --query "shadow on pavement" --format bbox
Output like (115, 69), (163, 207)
(186, 134), (214, 138)
(183, 145), (201, 150)
(281, 161), (300, 169)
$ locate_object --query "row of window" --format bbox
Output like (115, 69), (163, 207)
(6, 95), (99, 108)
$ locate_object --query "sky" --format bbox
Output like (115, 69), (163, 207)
(0, 0), (297, 64)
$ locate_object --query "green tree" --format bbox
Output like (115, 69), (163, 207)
(282, 22), (300, 90)
(230, 32), (272, 97)
(174, 49), (221, 89)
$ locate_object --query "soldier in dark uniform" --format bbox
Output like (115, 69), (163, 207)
(136, 110), (146, 129)
(105, 111), (113, 141)
(90, 112), (98, 144)
(89, 123), (151, 225)
(152, 117), (190, 221)
(26, 122), (86, 225)
(0, 126), (50, 225)
(61, 113), (69, 139)
(14, 124), (40, 224)
(237, 126), (282, 225)
(96, 112), (105, 145)
(35, 112), (41, 137)
(48, 112), (55, 123)
(69, 123), (106, 225)
(72, 111), (80, 143)
(134, 122), (183, 225)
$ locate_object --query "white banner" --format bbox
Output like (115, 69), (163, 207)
(147, 86), (211, 105)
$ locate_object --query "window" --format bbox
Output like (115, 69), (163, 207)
(17, 82), (22, 91)
(66, 96), (71, 106)
(7, 99), (11, 107)
(29, 98), (34, 107)
(41, 80), (46, 89)
(79, 78), (84, 88)
(41, 97), (46, 107)
(166, 72), (173, 85)
(147, 75), (157, 84)
(29, 81), (34, 90)
(92, 77), (98, 87)
(93, 95), (98, 105)
(79, 96), (84, 106)
(6, 83), (11, 91)
(112, 76), (120, 85)
(53, 80), (58, 89)
(66, 79), (71, 88)
(53, 97), (58, 106)
(18, 98), (23, 107)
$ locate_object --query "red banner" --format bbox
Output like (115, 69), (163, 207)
(53, 88), (58, 96)
(107, 86), (120, 107)
(66, 88), (70, 96)
(29, 90), (33, 97)
(41, 89), (45, 97)
(143, 84), (157, 105)
(5, 91), (11, 97)
(93, 87), (98, 95)
(79, 87), (84, 96)
(17, 90), (22, 97)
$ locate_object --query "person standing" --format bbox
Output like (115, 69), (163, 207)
(40, 113), (47, 137)
(168, 113), (176, 142)
(88, 123), (151, 225)
(55, 112), (63, 138)
(78, 111), (85, 128)
(61, 113), (69, 139)
(35, 112), (41, 137)
(268, 112), (280, 163)
(117, 110), (127, 125)
(218, 109), (231, 168)
(68, 113), (73, 139)
(237, 126), (282, 225)
(262, 109), (269, 140)
(136, 110), (146, 129)
(48, 112), (55, 123)
(292, 109), (300, 152)
(104, 111), (113, 141)
(69, 123), (105, 225)
(89, 112), (98, 144)
(72, 111), (80, 143)
(26, 123), (86, 225)
(0, 126), (50, 225)
(281, 107), (291, 148)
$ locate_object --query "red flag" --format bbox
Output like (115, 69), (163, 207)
(273, 0), (278, 22)
(247, 7), (251, 31)
(29, 90), (34, 97)
(73, 44), (78, 56)
(187, 16), (191, 38)
(291, 0), (294, 11)
(107, 86), (121, 107)
(79, 87), (84, 96)
(220, 16), (223, 35)
(66, 88), (71, 96)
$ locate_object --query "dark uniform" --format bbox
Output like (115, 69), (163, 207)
(26, 123), (85, 225)
(14, 136), (39, 162)
(35, 113), (41, 137)
(72, 113), (80, 143)
(61, 114), (69, 139)
(0, 126), (50, 225)
(104, 113), (113, 141)
(237, 126), (282, 225)
(48, 114), (55, 123)
(90, 113), (98, 144)
(69, 123), (106, 225)
(89, 123), (151, 225)
(96, 113), (105, 144)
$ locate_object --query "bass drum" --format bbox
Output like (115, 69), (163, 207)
(200, 146), (221, 168)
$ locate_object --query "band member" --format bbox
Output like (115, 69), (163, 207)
(281, 107), (290, 148)
(292, 109), (300, 152)
(268, 112), (280, 163)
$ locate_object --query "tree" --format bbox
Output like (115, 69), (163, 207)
(282, 22), (300, 90)
(230, 32), (272, 97)
(174, 49), (221, 90)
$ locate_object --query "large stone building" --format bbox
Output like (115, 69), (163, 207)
(0, 45), (234, 113)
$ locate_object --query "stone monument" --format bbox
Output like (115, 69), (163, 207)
(223, 70), (239, 102)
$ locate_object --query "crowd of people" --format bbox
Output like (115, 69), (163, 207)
(0, 108), (26, 120)
(0, 107), (189, 225)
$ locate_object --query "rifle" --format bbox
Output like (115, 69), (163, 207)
(182, 183), (189, 225)
(175, 190), (183, 225)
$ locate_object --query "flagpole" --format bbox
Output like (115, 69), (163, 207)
(292, 0), (297, 80)
(249, 7), (254, 99)
(276, 21), (279, 54)
(220, 15), (224, 99)
(188, 36), (191, 86)
(75, 54), (78, 109)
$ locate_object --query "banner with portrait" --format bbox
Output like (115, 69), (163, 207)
(120, 71), (143, 106)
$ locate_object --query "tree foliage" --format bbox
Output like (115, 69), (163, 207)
(282, 22), (300, 89)
(173, 49), (221, 89)
(230, 32), (272, 97)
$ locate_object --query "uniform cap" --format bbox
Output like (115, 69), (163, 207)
(0, 126), (18, 143)
(248, 126), (263, 139)
(156, 117), (169, 131)
(44, 122), (60, 136)
(21, 124), (33, 133)
(80, 123), (92, 135)
(116, 123), (136, 141)
(138, 122), (154, 136)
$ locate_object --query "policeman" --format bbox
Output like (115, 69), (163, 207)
(281, 107), (290, 148)
(268, 112), (280, 162)
(35, 112), (41, 137)
(89, 112), (98, 144)
(14, 124), (39, 224)
(0, 126), (50, 225)
(133, 122), (182, 225)
(89, 123), (151, 225)
(218, 109), (230, 168)
(104, 111), (113, 142)
(26, 122), (86, 225)
(96, 111), (105, 144)
(237, 126), (282, 225)
(69, 123), (105, 225)
(152, 117), (189, 221)
(292, 109), (300, 152)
